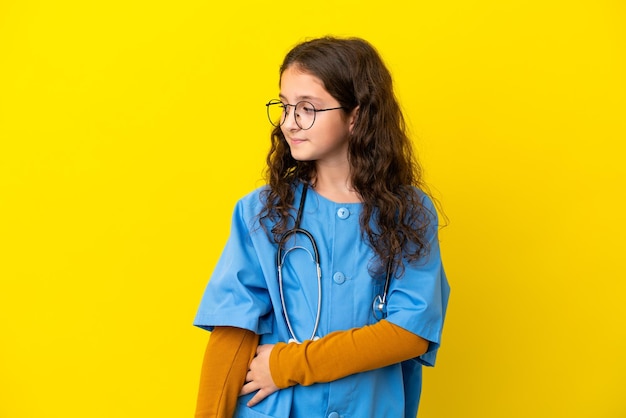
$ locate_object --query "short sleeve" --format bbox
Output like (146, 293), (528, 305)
(384, 193), (450, 367)
(193, 199), (274, 335)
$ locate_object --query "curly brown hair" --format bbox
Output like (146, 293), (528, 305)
(260, 36), (435, 275)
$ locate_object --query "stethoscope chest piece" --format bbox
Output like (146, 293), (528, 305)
(372, 257), (394, 320)
(372, 294), (387, 320)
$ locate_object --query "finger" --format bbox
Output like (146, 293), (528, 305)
(239, 381), (257, 397)
(247, 389), (269, 407)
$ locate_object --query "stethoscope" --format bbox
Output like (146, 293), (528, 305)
(276, 183), (393, 344)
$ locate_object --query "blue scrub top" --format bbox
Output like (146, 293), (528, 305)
(194, 183), (450, 418)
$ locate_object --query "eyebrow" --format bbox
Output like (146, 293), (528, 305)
(278, 93), (321, 103)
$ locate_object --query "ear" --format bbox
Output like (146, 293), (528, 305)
(348, 106), (360, 134)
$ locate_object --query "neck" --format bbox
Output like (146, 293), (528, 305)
(312, 164), (361, 203)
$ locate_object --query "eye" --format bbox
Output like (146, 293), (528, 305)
(300, 104), (315, 113)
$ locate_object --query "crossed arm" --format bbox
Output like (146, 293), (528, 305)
(195, 320), (429, 417)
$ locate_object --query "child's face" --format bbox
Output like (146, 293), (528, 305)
(279, 66), (357, 165)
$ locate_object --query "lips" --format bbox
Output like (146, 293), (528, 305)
(288, 137), (307, 145)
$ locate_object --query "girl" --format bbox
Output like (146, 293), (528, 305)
(194, 36), (449, 418)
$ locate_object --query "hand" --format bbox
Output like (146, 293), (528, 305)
(240, 344), (279, 407)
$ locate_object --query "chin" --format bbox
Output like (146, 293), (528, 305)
(289, 152), (315, 162)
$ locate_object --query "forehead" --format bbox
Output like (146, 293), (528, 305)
(279, 66), (331, 103)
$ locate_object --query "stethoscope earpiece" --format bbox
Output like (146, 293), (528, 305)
(288, 335), (320, 345)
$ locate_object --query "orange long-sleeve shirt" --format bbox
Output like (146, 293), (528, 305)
(195, 320), (428, 418)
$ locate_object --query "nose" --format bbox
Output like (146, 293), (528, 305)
(282, 105), (301, 131)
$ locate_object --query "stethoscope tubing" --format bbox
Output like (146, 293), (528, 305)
(277, 228), (322, 344)
(276, 183), (394, 343)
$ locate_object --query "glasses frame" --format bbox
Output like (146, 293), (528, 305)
(266, 99), (345, 130)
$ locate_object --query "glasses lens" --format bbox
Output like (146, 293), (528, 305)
(267, 100), (286, 127)
(295, 101), (316, 130)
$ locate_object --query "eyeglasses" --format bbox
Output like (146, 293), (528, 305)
(266, 99), (344, 130)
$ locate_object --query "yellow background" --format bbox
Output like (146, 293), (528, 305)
(1, 0), (625, 417)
